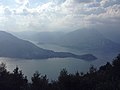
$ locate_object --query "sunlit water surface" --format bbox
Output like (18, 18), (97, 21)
(0, 44), (117, 81)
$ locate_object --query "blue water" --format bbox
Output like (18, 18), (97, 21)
(0, 43), (117, 81)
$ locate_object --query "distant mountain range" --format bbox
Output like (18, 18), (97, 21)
(29, 29), (120, 54)
(0, 31), (96, 61)
(11, 28), (120, 57)
(12, 31), (65, 44)
(57, 29), (120, 53)
(98, 29), (120, 44)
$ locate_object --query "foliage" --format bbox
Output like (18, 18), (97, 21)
(31, 71), (48, 90)
(0, 54), (120, 90)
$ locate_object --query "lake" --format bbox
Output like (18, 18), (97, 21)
(0, 43), (118, 81)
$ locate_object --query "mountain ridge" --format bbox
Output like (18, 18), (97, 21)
(0, 31), (97, 61)
(56, 29), (120, 53)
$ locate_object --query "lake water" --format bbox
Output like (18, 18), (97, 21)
(0, 43), (118, 81)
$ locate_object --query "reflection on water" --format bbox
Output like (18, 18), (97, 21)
(0, 44), (117, 81)
(0, 57), (91, 81)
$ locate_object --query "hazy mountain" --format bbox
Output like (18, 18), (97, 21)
(12, 31), (65, 44)
(0, 31), (96, 60)
(98, 29), (120, 44)
(57, 29), (120, 53)
(14, 29), (120, 54)
(15, 29), (120, 47)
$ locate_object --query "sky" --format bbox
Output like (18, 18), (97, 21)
(0, 0), (120, 32)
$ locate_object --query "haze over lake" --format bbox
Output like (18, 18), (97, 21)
(0, 0), (120, 83)
(0, 43), (118, 81)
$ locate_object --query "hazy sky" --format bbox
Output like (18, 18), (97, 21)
(0, 0), (120, 32)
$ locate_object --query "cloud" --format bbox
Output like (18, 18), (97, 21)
(0, 0), (120, 32)
(84, 4), (120, 28)
(15, 0), (29, 6)
(75, 0), (94, 3)
(0, 5), (4, 15)
(100, 0), (120, 7)
(4, 8), (12, 15)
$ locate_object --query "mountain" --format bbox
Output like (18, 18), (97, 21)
(0, 31), (96, 60)
(14, 29), (120, 55)
(12, 31), (65, 44)
(98, 29), (120, 44)
(57, 29), (120, 53)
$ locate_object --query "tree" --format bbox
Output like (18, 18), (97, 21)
(0, 62), (10, 90)
(31, 71), (49, 90)
(0, 62), (7, 73)
(89, 65), (97, 74)
(11, 66), (28, 90)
